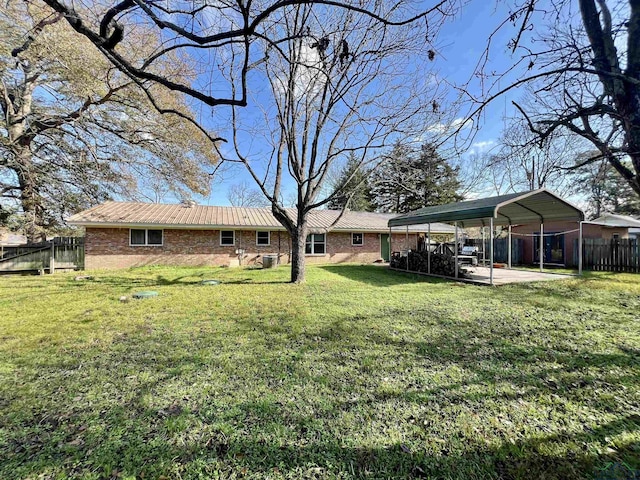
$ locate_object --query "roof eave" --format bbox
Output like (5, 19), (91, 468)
(69, 221), (288, 230)
(70, 221), (455, 233)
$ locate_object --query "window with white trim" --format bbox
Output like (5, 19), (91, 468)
(130, 229), (163, 246)
(220, 230), (235, 246)
(305, 233), (325, 255)
(352, 232), (364, 246)
(256, 231), (270, 246)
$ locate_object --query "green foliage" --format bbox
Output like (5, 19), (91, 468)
(328, 153), (375, 211)
(371, 142), (462, 213)
(0, 265), (638, 479)
(577, 160), (640, 218)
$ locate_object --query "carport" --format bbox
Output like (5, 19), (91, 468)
(387, 188), (585, 285)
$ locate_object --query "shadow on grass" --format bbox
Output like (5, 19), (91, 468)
(318, 264), (447, 286)
(4, 360), (637, 480)
(4, 314), (639, 480)
(2, 265), (639, 479)
(221, 278), (292, 285)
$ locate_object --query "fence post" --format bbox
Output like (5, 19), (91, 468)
(578, 222), (583, 276)
(49, 241), (55, 274)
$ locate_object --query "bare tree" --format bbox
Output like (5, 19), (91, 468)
(0, 2), (218, 242)
(227, 181), (269, 207)
(223, 3), (448, 282)
(38, 0), (453, 281)
(480, 118), (582, 195)
(456, 0), (640, 199)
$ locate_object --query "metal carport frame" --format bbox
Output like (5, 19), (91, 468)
(388, 188), (586, 285)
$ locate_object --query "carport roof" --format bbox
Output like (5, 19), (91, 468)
(388, 188), (585, 228)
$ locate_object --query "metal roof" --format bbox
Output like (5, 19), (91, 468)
(388, 189), (585, 228)
(67, 201), (456, 233)
(588, 213), (640, 228)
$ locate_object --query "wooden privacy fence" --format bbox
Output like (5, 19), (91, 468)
(576, 238), (640, 273)
(0, 237), (84, 273)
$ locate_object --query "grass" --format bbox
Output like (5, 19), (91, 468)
(0, 264), (639, 480)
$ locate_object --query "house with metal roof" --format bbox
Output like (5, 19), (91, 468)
(589, 213), (640, 239)
(67, 201), (455, 269)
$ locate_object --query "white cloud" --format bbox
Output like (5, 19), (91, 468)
(471, 140), (496, 150)
(426, 117), (469, 135)
(467, 139), (497, 156)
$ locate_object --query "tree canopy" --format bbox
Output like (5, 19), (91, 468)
(371, 142), (462, 214)
(0, 2), (218, 241)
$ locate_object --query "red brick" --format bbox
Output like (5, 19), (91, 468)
(85, 228), (421, 269)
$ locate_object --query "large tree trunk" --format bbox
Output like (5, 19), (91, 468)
(15, 147), (46, 244)
(4, 65), (45, 244)
(289, 221), (308, 284)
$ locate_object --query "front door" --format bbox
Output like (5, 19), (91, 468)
(534, 233), (565, 265)
(380, 234), (390, 262)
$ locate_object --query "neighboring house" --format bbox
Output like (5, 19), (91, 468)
(512, 213), (640, 267)
(67, 202), (455, 269)
(0, 229), (27, 246)
(589, 213), (640, 240)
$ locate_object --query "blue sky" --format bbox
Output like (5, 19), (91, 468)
(190, 1), (535, 207)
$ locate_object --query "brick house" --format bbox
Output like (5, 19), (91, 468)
(68, 202), (455, 269)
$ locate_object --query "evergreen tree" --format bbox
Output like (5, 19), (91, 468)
(578, 160), (640, 218)
(371, 142), (462, 213)
(328, 154), (375, 211)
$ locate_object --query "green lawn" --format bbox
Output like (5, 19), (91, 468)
(0, 265), (638, 480)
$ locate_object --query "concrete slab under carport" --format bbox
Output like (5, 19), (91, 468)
(463, 266), (575, 285)
(389, 265), (576, 285)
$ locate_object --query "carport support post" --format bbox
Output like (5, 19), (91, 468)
(454, 222), (459, 279)
(489, 218), (494, 285)
(508, 225), (512, 269)
(405, 226), (409, 272)
(427, 223), (431, 275)
(481, 226), (486, 265)
(578, 221), (583, 276)
(539, 223), (544, 272)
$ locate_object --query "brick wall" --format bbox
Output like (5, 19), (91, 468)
(305, 232), (391, 264)
(85, 228), (270, 269)
(84, 228), (420, 269)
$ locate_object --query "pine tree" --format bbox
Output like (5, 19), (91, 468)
(328, 154), (375, 211)
(578, 160), (640, 217)
(371, 142), (462, 213)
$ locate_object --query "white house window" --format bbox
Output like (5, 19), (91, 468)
(256, 231), (270, 246)
(220, 230), (235, 246)
(305, 233), (325, 255)
(352, 232), (364, 246)
(130, 229), (163, 246)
